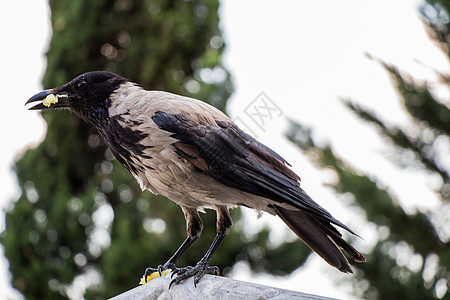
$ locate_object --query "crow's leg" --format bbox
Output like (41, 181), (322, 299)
(143, 207), (202, 282)
(170, 205), (232, 288)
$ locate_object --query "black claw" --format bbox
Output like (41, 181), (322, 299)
(194, 277), (199, 288)
(168, 263), (220, 288)
(143, 267), (158, 282)
(142, 263), (179, 284)
(169, 278), (176, 289)
(170, 267), (183, 278)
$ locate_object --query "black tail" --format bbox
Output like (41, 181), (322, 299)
(273, 205), (365, 273)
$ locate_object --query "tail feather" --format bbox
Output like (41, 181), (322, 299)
(318, 218), (366, 263)
(273, 205), (365, 273)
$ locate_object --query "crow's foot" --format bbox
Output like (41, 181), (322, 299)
(140, 263), (178, 284)
(169, 261), (219, 288)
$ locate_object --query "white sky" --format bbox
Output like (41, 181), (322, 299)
(0, 0), (448, 299)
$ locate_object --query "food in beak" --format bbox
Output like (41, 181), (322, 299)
(42, 94), (68, 107)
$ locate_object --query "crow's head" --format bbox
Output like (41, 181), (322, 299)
(26, 71), (128, 124)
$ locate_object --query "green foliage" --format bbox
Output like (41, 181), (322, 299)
(422, 0), (450, 58)
(286, 1), (450, 299)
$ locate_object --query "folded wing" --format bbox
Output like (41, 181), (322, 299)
(152, 110), (365, 271)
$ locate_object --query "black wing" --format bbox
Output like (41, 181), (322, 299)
(152, 111), (354, 234)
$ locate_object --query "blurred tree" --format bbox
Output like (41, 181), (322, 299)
(1, 1), (312, 299)
(286, 1), (449, 299)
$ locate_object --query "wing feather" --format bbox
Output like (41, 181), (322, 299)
(152, 111), (355, 233)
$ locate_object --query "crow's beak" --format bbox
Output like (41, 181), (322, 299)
(25, 89), (72, 110)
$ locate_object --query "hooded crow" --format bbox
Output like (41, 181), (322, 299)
(26, 71), (365, 287)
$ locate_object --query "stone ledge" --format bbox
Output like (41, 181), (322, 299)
(109, 275), (337, 300)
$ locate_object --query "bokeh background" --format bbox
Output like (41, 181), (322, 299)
(0, 0), (448, 299)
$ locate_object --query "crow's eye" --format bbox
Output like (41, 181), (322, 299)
(76, 80), (87, 90)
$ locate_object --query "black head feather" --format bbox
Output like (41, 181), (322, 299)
(52, 71), (128, 125)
